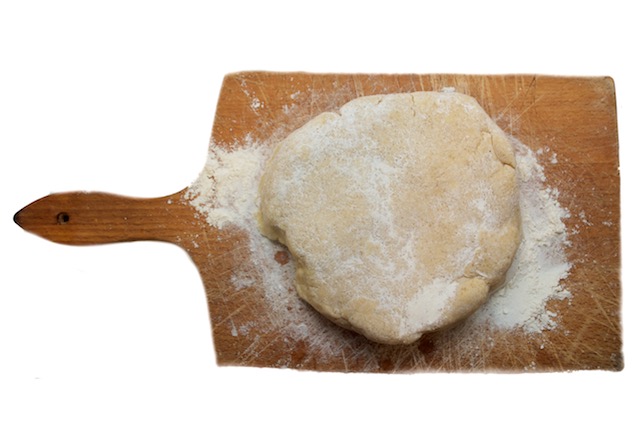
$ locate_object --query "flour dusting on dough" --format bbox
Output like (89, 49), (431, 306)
(258, 92), (521, 344)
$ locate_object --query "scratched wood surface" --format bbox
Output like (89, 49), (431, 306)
(15, 72), (622, 372)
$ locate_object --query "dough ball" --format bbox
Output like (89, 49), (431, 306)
(258, 92), (521, 344)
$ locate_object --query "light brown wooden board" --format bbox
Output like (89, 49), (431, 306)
(15, 72), (621, 372)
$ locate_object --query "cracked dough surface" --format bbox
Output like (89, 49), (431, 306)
(258, 92), (521, 344)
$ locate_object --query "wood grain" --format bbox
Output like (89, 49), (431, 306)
(15, 72), (622, 372)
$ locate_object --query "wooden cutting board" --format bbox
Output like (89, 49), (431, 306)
(14, 72), (622, 372)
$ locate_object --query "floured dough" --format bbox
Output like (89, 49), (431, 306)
(258, 91), (521, 345)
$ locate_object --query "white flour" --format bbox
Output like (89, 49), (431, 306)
(186, 135), (270, 229)
(185, 111), (573, 350)
(468, 138), (572, 332)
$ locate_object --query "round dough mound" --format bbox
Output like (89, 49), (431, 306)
(258, 92), (521, 345)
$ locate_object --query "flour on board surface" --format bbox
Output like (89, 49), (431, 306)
(468, 138), (572, 332)
(184, 111), (573, 359)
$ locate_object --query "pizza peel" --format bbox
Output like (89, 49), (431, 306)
(14, 72), (622, 372)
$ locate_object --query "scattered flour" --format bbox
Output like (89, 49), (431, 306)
(185, 108), (573, 350)
(468, 138), (572, 332)
(186, 135), (269, 229)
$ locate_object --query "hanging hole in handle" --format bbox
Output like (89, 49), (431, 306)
(57, 212), (70, 224)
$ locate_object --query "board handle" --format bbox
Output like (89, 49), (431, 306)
(14, 191), (194, 246)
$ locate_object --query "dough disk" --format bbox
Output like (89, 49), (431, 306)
(258, 91), (521, 344)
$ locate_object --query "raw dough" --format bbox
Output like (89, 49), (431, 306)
(258, 91), (521, 345)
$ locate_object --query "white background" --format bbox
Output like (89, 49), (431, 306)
(1, 1), (637, 425)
